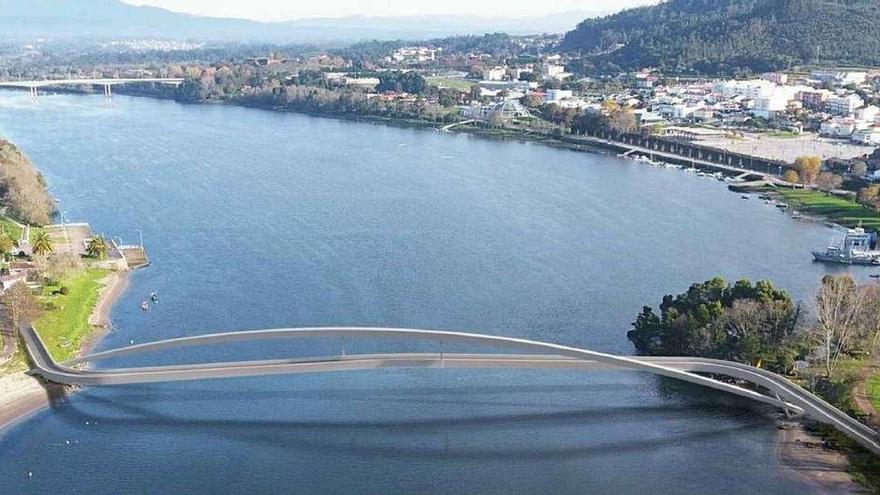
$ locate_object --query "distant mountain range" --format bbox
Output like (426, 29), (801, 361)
(560, 0), (880, 75)
(0, 0), (622, 43)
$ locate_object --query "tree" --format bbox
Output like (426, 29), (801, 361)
(607, 105), (637, 134)
(86, 235), (109, 260)
(627, 277), (801, 372)
(813, 275), (872, 378)
(31, 230), (54, 256)
(783, 169), (800, 184)
(0, 231), (14, 257)
(815, 172), (843, 191)
(1, 282), (41, 328)
(794, 156), (822, 187)
(858, 185), (880, 208)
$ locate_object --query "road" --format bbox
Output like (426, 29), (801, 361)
(20, 326), (880, 455)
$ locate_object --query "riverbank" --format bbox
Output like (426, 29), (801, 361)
(778, 420), (871, 494)
(775, 189), (880, 232)
(0, 268), (129, 433)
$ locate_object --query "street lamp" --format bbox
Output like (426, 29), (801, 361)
(60, 210), (68, 246)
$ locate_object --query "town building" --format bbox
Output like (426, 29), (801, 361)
(537, 63), (568, 81)
(343, 77), (380, 89)
(460, 100), (532, 122)
(811, 70), (868, 86)
(826, 94), (865, 116)
(820, 117), (858, 137)
(851, 126), (880, 145)
(481, 66), (507, 81)
(544, 89), (573, 103)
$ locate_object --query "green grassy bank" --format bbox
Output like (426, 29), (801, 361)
(775, 189), (880, 231)
(34, 268), (110, 362)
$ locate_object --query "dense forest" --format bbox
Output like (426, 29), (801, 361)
(0, 139), (55, 226)
(560, 0), (880, 75)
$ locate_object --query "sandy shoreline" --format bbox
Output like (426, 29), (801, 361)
(777, 419), (869, 494)
(0, 269), (130, 433)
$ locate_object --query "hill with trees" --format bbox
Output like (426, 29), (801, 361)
(559, 0), (880, 75)
(0, 138), (55, 226)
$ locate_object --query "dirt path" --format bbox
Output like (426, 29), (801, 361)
(854, 377), (879, 428)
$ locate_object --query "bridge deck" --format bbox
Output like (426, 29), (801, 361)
(20, 326), (880, 455)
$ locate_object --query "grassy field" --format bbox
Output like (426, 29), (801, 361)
(869, 373), (880, 412)
(33, 268), (109, 362)
(427, 78), (476, 91)
(0, 215), (23, 241)
(776, 189), (880, 231)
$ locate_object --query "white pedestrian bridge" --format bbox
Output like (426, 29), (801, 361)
(0, 78), (184, 97)
(21, 326), (880, 455)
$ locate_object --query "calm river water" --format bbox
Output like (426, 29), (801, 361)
(0, 91), (866, 494)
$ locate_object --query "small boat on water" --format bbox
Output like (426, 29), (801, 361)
(140, 301), (150, 311)
(870, 274), (880, 279)
(741, 195), (749, 200)
(791, 211), (802, 220)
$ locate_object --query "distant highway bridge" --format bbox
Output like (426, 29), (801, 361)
(21, 326), (880, 455)
(0, 78), (184, 97)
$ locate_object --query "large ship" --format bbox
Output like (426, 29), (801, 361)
(812, 226), (880, 265)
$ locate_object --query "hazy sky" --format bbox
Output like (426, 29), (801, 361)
(122, 0), (658, 21)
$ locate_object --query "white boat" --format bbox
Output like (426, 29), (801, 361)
(812, 226), (880, 265)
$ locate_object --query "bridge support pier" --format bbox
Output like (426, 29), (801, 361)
(776, 393), (794, 418)
(103, 84), (112, 98)
(29, 86), (37, 98)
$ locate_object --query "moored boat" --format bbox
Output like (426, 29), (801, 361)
(812, 226), (880, 265)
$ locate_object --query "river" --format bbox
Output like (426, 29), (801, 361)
(0, 90), (866, 494)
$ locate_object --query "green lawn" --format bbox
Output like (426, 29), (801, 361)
(427, 78), (476, 91)
(0, 215), (23, 242)
(764, 130), (800, 139)
(776, 189), (880, 231)
(868, 373), (880, 412)
(33, 268), (110, 362)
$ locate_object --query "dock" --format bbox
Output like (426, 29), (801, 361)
(117, 244), (150, 269)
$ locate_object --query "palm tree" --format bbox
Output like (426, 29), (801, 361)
(31, 230), (54, 256)
(86, 235), (109, 260)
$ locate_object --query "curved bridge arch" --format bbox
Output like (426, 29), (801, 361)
(21, 326), (880, 455)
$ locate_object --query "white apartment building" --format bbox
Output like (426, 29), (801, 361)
(544, 89), (573, 103)
(482, 66), (507, 81)
(826, 94), (865, 116)
(538, 63), (568, 81)
(855, 105), (880, 123)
